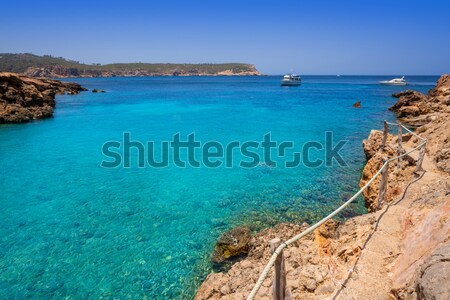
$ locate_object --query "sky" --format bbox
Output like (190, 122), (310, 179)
(1, 0), (449, 75)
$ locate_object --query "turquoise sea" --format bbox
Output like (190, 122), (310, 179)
(0, 76), (437, 299)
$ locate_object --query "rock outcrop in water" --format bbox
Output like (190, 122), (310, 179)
(352, 100), (361, 108)
(211, 226), (252, 264)
(390, 74), (450, 127)
(196, 75), (450, 300)
(389, 74), (450, 175)
(0, 72), (86, 123)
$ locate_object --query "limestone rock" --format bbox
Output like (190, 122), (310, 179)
(362, 129), (394, 160)
(390, 75), (450, 126)
(211, 226), (252, 263)
(196, 218), (375, 300)
(416, 243), (450, 300)
(318, 219), (340, 239)
(428, 74), (450, 102)
(398, 105), (421, 118)
(435, 148), (450, 173)
(0, 72), (86, 123)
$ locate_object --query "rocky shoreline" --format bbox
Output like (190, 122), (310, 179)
(0, 72), (87, 124)
(195, 75), (450, 300)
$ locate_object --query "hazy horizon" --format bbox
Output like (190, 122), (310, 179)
(1, 0), (449, 75)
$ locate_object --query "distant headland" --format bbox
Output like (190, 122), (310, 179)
(0, 53), (262, 78)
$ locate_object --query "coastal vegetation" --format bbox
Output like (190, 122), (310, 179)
(0, 53), (262, 77)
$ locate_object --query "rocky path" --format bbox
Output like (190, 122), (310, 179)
(335, 151), (449, 299)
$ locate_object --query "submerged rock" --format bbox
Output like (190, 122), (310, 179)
(211, 226), (251, 263)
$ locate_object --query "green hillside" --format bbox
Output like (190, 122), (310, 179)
(0, 53), (260, 76)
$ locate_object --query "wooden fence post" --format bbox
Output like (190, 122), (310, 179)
(377, 158), (389, 210)
(381, 121), (389, 149)
(414, 142), (426, 175)
(397, 121), (404, 169)
(270, 238), (289, 300)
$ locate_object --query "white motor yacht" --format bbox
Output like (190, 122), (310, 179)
(379, 76), (407, 86)
(281, 74), (301, 86)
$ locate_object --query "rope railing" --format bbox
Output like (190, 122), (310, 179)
(386, 121), (427, 141)
(247, 121), (427, 300)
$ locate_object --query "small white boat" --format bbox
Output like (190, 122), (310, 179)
(379, 76), (407, 86)
(281, 74), (301, 86)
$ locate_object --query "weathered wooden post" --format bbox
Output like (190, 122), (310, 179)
(414, 142), (426, 175)
(270, 238), (289, 300)
(377, 158), (389, 209)
(397, 122), (404, 169)
(381, 121), (389, 149)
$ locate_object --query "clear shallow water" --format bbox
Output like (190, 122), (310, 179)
(0, 76), (437, 299)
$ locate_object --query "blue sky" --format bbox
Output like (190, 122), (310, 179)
(1, 0), (449, 74)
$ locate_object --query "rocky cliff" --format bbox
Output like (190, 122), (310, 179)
(0, 72), (86, 123)
(195, 75), (450, 300)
